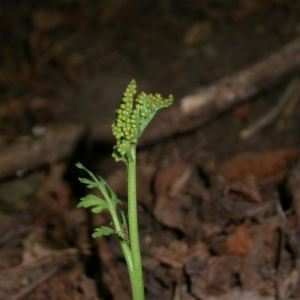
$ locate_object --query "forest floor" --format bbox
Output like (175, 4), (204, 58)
(0, 1), (300, 299)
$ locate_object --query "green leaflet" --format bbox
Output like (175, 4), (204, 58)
(92, 226), (117, 238)
(76, 163), (122, 212)
(78, 177), (98, 189)
(76, 162), (89, 172)
(77, 194), (109, 214)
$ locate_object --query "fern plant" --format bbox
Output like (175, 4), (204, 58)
(76, 79), (173, 300)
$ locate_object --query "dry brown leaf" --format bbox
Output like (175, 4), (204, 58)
(224, 181), (262, 203)
(203, 287), (274, 300)
(187, 255), (243, 299)
(219, 148), (299, 185)
(154, 160), (192, 197)
(153, 160), (193, 230)
(223, 221), (253, 257)
(153, 241), (210, 270)
(152, 240), (189, 269)
(153, 195), (186, 231)
(240, 217), (281, 291)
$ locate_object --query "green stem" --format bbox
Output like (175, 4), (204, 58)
(110, 211), (133, 273)
(127, 144), (144, 300)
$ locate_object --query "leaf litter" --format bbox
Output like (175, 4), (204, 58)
(0, 1), (300, 299)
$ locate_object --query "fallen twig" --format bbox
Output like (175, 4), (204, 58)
(239, 76), (300, 139)
(8, 266), (61, 300)
(180, 38), (300, 116)
(0, 248), (79, 299)
(277, 78), (300, 130)
(1, 39), (300, 179)
(0, 225), (34, 247)
(0, 125), (85, 179)
(139, 37), (300, 144)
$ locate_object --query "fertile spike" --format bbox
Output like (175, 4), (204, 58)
(111, 80), (173, 162)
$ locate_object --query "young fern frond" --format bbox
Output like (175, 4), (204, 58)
(76, 162), (123, 238)
(76, 80), (173, 300)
